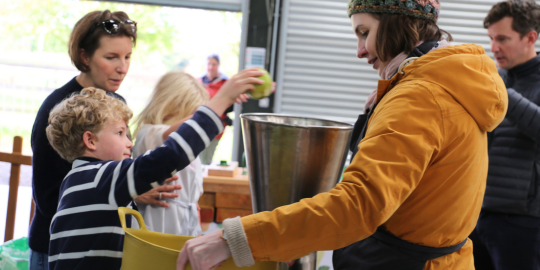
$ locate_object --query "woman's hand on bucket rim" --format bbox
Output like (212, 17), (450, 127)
(177, 229), (231, 270)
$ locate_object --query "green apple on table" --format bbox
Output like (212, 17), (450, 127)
(249, 67), (273, 100)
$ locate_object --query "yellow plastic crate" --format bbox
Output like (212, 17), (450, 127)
(118, 207), (278, 270)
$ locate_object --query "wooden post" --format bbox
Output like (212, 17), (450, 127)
(4, 136), (23, 242)
(30, 199), (35, 226)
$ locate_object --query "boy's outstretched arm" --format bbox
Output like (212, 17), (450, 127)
(110, 69), (265, 206)
(161, 68), (264, 141)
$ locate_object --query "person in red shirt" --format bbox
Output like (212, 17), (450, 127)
(199, 54), (232, 164)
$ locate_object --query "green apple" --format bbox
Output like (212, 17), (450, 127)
(249, 67), (273, 100)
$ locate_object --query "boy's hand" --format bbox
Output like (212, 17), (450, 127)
(206, 69), (264, 116)
(219, 68), (265, 101)
(134, 175), (182, 207)
(235, 93), (250, 104)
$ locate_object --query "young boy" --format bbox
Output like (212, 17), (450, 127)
(45, 69), (262, 270)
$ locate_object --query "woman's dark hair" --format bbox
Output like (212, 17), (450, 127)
(68, 10), (137, 72)
(371, 13), (453, 62)
(483, 0), (540, 38)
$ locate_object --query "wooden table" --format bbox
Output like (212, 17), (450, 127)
(202, 167), (250, 195)
(199, 167), (254, 223)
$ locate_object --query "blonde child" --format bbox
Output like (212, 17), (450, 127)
(45, 68), (263, 270)
(132, 71), (209, 236)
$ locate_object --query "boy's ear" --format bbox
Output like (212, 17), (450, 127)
(82, 131), (98, 151)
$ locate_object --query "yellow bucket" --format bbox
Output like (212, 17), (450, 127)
(118, 207), (278, 270)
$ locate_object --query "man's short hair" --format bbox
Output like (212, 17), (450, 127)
(46, 88), (133, 163)
(484, 0), (540, 38)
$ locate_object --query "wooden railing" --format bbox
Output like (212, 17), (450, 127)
(0, 136), (34, 242)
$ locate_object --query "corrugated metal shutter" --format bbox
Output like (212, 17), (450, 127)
(273, 0), (540, 123)
(274, 0), (373, 123)
(111, 0), (242, 11)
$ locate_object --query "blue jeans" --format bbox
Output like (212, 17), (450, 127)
(476, 211), (540, 270)
(29, 248), (49, 270)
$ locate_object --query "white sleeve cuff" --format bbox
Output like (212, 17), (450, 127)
(223, 216), (255, 267)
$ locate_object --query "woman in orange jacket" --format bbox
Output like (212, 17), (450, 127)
(177, 0), (509, 269)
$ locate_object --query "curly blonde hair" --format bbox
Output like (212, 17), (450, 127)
(46, 87), (133, 162)
(133, 71), (209, 137)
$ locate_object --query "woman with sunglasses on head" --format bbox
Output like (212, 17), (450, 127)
(29, 10), (179, 270)
(177, 1), (510, 270)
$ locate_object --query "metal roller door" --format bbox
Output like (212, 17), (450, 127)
(274, 0), (374, 123)
(273, 0), (540, 123)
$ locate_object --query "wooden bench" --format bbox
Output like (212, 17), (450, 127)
(0, 136), (34, 242)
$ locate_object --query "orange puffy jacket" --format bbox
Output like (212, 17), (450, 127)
(240, 44), (508, 270)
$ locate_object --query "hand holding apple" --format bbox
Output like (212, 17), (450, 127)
(206, 68), (264, 116)
(249, 67), (273, 100)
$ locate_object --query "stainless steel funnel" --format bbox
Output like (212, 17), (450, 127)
(240, 113), (353, 270)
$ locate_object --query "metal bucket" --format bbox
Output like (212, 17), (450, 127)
(240, 114), (353, 270)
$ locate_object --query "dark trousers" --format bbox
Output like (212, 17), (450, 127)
(469, 226), (495, 270)
(473, 211), (540, 270)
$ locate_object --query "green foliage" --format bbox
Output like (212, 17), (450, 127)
(97, 2), (179, 56)
(0, 0), (242, 73)
(0, 0), (178, 59)
(0, 0), (242, 156)
(1, 0), (71, 53)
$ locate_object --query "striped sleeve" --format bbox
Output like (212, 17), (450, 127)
(110, 106), (223, 204)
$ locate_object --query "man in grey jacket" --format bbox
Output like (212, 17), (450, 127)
(472, 0), (540, 269)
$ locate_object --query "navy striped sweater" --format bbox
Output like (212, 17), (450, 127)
(48, 106), (223, 270)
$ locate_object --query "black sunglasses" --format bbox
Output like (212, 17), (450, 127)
(97, 19), (137, 34)
(85, 19), (137, 39)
